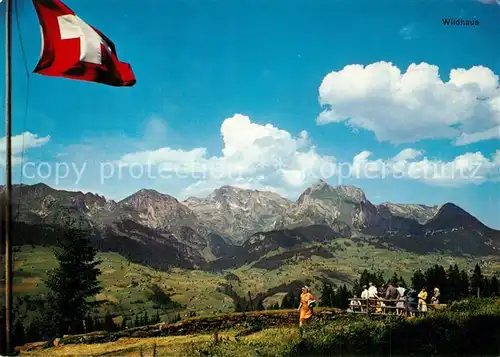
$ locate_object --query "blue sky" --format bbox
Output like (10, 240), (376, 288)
(0, 0), (498, 228)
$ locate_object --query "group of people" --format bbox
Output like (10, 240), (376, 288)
(349, 282), (441, 316)
(295, 282), (441, 330)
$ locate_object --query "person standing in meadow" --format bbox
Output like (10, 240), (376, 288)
(406, 286), (419, 317)
(431, 287), (440, 304)
(298, 286), (316, 329)
(418, 287), (428, 315)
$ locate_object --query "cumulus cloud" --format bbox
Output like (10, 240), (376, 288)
(350, 149), (500, 186)
(317, 62), (500, 145)
(116, 114), (335, 190)
(99, 114), (500, 199)
(455, 125), (500, 146)
(0, 132), (50, 166)
(17, 114), (500, 200)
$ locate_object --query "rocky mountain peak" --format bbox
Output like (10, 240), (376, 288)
(296, 181), (367, 205)
(424, 202), (485, 231)
(184, 196), (203, 205)
(12, 183), (54, 199)
(184, 185), (291, 244)
(119, 189), (198, 230)
(335, 185), (367, 203)
(296, 180), (332, 204)
(309, 179), (331, 191)
(380, 202), (438, 224)
(208, 185), (242, 201)
(120, 189), (178, 209)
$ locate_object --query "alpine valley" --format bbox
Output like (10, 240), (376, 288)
(3, 181), (500, 319)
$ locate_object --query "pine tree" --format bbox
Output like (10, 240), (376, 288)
(338, 284), (350, 309)
(94, 318), (104, 331)
(247, 291), (253, 311)
(490, 275), (499, 297)
(351, 279), (362, 296)
(255, 300), (265, 311)
(375, 271), (385, 288)
(424, 265), (448, 302)
(470, 264), (484, 297)
(151, 310), (161, 324)
(104, 313), (118, 332)
(85, 316), (95, 333)
(121, 316), (129, 330)
(320, 282), (333, 307)
(280, 295), (289, 309)
(447, 265), (461, 301)
(26, 322), (40, 343)
(411, 269), (426, 290)
(459, 270), (470, 298)
(134, 314), (140, 327)
(389, 272), (400, 286)
(281, 290), (298, 309)
(143, 311), (149, 326)
(43, 214), (102, 337)
(13, 319), (25, 347)
(169, 314), (181, 323)
(398, 276), (408, 288)
(234, 301), (243, 312)
(359, 269), (371, 288)
(483, 277), (491, 297)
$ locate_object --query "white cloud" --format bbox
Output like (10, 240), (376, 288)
(0, 132), (50, 166)
(115, 114), (335, 191)
(88, 115), (498, 199)
(455, 125), (500, 146)
(350, 149), (500, 186)
(317, 62), (500, 145)
(14, 113), (500, 202)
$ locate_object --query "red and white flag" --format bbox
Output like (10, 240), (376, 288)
(32, 0), (136, 86)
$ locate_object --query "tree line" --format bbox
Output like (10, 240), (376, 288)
(262, 263), (499, 312)
(318, 264), (498, 310)
(3, 214), (180, 349)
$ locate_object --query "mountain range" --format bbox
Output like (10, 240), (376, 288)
(4, 180), (500, 271)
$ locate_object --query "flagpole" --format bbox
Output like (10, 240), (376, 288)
(4, 0), (13, 353)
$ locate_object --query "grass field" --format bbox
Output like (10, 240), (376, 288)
(5, 247), (231, 323)
(5, 240), (500, 325)
(20, 298), (500, 356)
(230, 239), (500, 298)
(20, 328), (296, 357)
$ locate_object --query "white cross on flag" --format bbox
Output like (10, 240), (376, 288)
(32, 0), (136, 86)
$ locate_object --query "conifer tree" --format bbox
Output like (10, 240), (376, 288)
(104, 312), (118, 332)
(470, 264), (484, 297)
(319, 282), (333, 307)
(489, 275), (499, 297)
(411, 269), (426, 290)
(143, 311), (149, 326)
(43, 214), (102, 337)
(13, 319), (25, 347)
(121, 316), (129, 330)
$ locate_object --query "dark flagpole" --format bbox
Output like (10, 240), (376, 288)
(4, 0), (13, 353)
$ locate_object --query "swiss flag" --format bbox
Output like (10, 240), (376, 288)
(32, 0), (136, 87)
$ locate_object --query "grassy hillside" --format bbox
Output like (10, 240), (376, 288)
(21, 298), (500, 356)
(5, 240), (500, 324)
(229, 238), (500, 299)
(4, 247), (231, 323)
